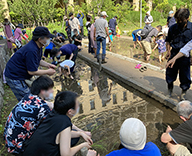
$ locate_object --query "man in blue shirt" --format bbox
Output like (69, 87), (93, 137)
(165, 8), (192, 100)
(106, 118), (161, 156)
(77, 11), (84, 37)
(109, 16), (117, 36)
(167, 11), (176, 28)
(4, 27), (56, 101)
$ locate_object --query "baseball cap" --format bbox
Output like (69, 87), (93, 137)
(64, 16), (68, 20)
(120, 118), (146, 150)
(101, 11), (108, 17)
(169, 11), (174, 15)
(33, 26), (54, 38)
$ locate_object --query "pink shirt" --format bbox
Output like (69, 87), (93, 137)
(14, 28), (22, 41)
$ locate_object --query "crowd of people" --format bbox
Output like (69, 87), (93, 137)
(2, 7), (192, 156)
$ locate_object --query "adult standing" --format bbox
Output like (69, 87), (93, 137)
(14, 23), (29, 48)
(165, 8), (192, 100)
(144, 11), (153, 27)
(109, 16), (117, 36)
(64, 16), (72, 44)
(4, 27), (56, 101)
(167, 11), (176, 28)
(77, 11), (84, 37)
(94, 11), (111, 64)
(90, 16), (99, 57)
(69, 12), (81, 38)
(3, 18), (13, 53)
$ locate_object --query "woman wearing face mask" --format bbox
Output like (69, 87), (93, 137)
(3, 18), (14, 54)
(4, 76), (54, 155)
(22, 91), (93, 156)
(4, 26), (57, 102)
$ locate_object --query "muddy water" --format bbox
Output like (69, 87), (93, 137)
(53, 59), (181, 156)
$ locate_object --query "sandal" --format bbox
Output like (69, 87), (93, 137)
(139, 67), (147, 72)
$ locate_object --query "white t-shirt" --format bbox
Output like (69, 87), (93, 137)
(60, 60), (74, 69)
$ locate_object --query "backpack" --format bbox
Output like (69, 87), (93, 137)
(140, 26), (154, 40)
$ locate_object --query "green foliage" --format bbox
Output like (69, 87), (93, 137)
(0, 0), (7, 22)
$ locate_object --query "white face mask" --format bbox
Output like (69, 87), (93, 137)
(44, 92), (54, 101)
(41, 38), (50, 47)
(71, 107), (80, 117)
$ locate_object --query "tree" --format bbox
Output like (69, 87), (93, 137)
(0, 0), (8, 22)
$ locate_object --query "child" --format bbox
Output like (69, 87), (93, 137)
(108, 30), (113, 51)
(152, 32), (166, 63)
(59, 60), (75, 79)
(43, 39), (56, 60)
(72, 29), (82, 49)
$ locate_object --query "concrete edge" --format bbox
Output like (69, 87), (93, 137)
(106, 51), (166, 74)
(77, 53), (177, 112)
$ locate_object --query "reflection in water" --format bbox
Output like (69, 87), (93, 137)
(53, 59), (180, 156)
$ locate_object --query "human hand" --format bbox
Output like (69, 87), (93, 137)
(82, 142), (92, 149)
(47, 68), (56, 76)
(166, 58), (176, 68)
(109, 38), (112, 43)
(48, 64), (57, 69)
(152, 49), (155, 52)
(81, 132), (93, 145)
(87, 150), (99, 156)
(83, 131), (92, 138)
(165, 52), (171, 60)
(166, 125), (172, 133)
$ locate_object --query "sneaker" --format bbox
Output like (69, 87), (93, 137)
(180, 90), (187, 101)
(101, 60), (107, 64)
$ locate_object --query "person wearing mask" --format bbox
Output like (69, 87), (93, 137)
(4, 27), (56, 101)
(109, 16), (117, 36)
(167, 11), (176, 28)
(69, 12), (81, 38)
(77, 11), (85, 37)
(144, 11), (153, 27)
(94, 11), (111, 64)
(161, 100), (192, 156)
(165, 8), (192, 100)
(22, 91), (93, 156)
(4, 76), (54, 155)
(3, 18), (14, 54)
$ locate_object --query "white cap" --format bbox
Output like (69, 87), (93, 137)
(120, 118), (146, 150)
(101, 11), (108, 17)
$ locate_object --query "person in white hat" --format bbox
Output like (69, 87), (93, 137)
(144, 11), (153, 27)
(167, 11), (176, 28)
(106, 118), (161, 156)
(94, 11), (111, 64)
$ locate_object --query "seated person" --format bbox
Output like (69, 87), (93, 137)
(53, 30), (65, 43)
(22, 91), (93, 156)
(59, 60), (75, 80)
(106, 118), (161, 156)
(72, 28), (82, 49)
(4, 76), (54, 154)
(42, 39), (56, 60)
(161, 100), (192, 155)
(51, 44), (79, 63)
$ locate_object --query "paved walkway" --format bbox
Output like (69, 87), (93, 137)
(78, 47), (192, 110)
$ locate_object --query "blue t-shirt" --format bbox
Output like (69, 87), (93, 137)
(45, 42), (56, 50)
(5, 40), (42, 80)
(109, 35), (113, 42)
(59, 44), (78, 56)
(106, 142), (161, 156)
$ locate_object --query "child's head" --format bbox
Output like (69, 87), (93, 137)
(109, 30), (112, 35)
(54, 91), (79, 117)
(53, 30), (57, 35)
(73, 29), (78, 36)
(157, 32), (164, 39)
(31, 76), (54, 100)
(51, 48), (62, 59)
(86, 15), (92, 22)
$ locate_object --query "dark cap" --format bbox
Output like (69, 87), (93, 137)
(69, 12), (73, 17)
(33, 26), (54, 38)
(17, 23), (24, 29)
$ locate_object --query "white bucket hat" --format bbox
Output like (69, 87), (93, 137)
(120, 118), (146, 150)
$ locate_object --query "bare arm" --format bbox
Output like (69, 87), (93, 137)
(40, 60), (56, 69)
(64, 65), (71, 75)
(72, 124), (83, 132)
(166, 52), (185, 68)
(152, 43), (158, 51)
(69, 53), (74, 60)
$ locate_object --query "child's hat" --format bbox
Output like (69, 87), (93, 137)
(157, 32), (164, 36)
(109, 30), (112, 33)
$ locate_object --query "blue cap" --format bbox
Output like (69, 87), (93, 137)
(169, 11), (174, 15)
(33, 26), (54, 38)
(109, 30), (112, 33)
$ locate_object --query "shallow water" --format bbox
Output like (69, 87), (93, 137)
(53, 59), (181, 156)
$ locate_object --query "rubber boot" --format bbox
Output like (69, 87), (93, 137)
(168, 83), (173, 98)
(180, 90), (187, 101)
